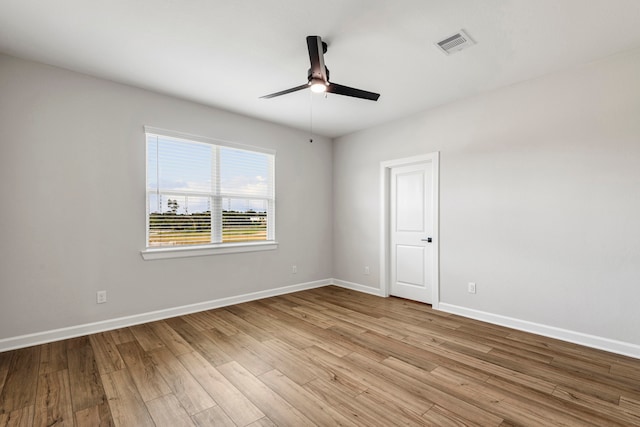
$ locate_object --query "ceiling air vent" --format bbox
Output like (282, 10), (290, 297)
(435, 30), (475, 55)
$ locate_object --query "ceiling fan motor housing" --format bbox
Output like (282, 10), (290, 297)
(307, 67), (330, 84)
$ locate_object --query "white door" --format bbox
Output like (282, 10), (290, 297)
(390, 162), (435, 303)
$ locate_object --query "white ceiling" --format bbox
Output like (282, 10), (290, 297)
(2, 1), (640, 138)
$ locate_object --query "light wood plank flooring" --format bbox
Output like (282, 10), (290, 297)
(1, 286), (639, 426)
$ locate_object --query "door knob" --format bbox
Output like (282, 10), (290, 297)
(421, 237), (432, 243)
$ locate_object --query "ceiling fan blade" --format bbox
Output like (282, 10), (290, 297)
(306, 35), (328, 82)
(326, 83), (380, 101)
(260, 83), (309, 99)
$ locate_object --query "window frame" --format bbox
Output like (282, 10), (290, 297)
(140, 126), (277, 260)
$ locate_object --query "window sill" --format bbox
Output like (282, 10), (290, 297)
(140, 241), (278, 260)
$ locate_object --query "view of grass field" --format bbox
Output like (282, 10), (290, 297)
(148, 228), (267, 246)
(148, 210), (267, 247)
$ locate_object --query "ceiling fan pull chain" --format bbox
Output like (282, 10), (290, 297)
(309, 90), (312, 143)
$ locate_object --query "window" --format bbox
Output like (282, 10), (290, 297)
(142, 127), (276, 259)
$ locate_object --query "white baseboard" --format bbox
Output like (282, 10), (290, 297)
(4, 279), (638, 360)
(439, 303), (640, 359)
(331, 278), (386, 297)
(0, 279), (330, 353)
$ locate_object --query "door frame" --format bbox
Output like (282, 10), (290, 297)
(379, 152), (440, 308)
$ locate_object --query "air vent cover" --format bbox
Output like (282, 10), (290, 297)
(435, 30), (475, 55)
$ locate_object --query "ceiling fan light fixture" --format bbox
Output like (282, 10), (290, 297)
(309, 78), (328, 93)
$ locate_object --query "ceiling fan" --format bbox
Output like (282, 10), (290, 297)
(260, 35), (380, 101)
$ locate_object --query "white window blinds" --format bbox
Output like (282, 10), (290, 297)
(145, 128), (275, 248)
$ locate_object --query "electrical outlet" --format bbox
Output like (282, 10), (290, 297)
(468, 282), (476, 294)
(292, 265), (297, 274)
(96, 290), (107, 304)
(364, 266), (370, 275)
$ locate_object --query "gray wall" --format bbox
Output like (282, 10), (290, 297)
(0, 54), (333, 340)
(334, 48), (640, 346)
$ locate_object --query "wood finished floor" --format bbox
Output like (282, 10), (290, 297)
(1, 286), (639, 426)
